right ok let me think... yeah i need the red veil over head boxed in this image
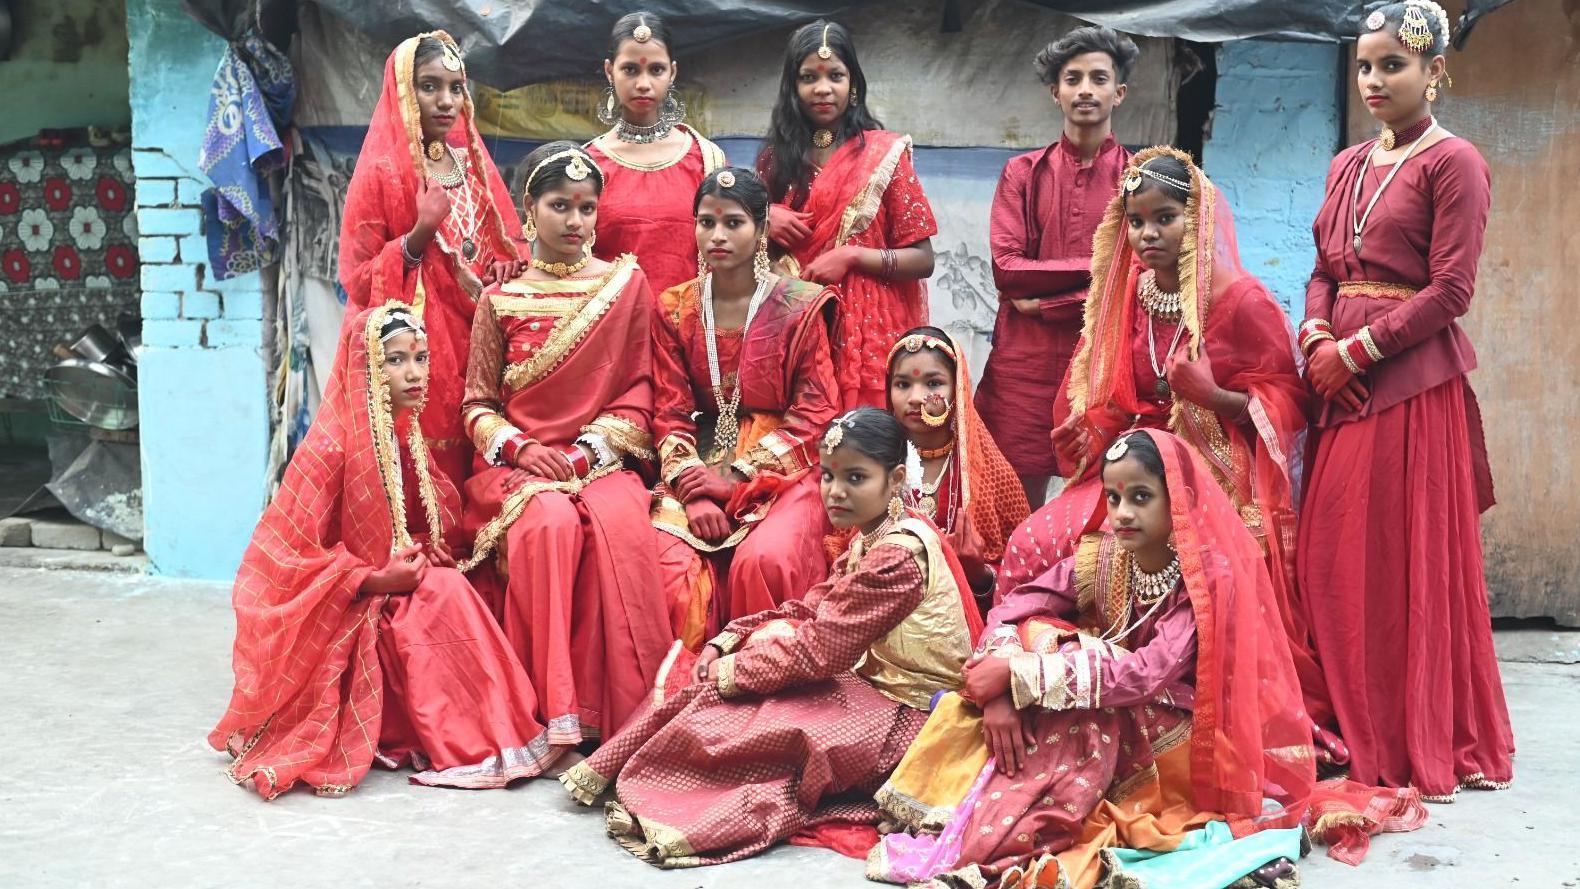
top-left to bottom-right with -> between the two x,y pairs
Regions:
208,303 -> 459,799
1134,428 -> 1316,830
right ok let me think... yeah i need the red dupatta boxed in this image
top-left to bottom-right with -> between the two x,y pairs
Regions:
209,303 -> 456,798
337,31 -> 522,480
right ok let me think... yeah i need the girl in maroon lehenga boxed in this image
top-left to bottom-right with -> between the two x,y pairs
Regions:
1296,1 -> 1513,800
561,409 -> 981,868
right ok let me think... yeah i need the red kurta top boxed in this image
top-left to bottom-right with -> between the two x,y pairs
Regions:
1305,136 -> 1489,427
976,136 -> 1131,476
587,127 -> 727,296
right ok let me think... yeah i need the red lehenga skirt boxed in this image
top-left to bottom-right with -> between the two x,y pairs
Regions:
1297,377 -> 1514,798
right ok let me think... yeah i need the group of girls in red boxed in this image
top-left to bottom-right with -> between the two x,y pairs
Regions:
210,3 -> 1511,887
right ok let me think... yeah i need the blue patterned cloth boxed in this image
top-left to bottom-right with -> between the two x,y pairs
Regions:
1102,822 -> 1304,889
198,30 -> 295,280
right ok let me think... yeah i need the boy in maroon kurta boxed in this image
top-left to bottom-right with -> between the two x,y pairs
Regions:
975,26 -> 1138,507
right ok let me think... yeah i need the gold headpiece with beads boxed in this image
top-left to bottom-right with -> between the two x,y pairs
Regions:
1123,163 -> 1192,195
440,40 -> 464,72
886,333 -> 956,365
633,15 -> 653,43
1397,3 -> 1436,52
817,23 -> 834,59
525,149 -> 602,192
716,170 -> 737,188
379,310 -> 427,343
822,411 -> 858,454
1106,436 -> 1131,461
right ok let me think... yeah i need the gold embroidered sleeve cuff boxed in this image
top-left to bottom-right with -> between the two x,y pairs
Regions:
660,433 -> 705,484
742,429 -> 808,476
575,432 -> 617,471
583,414 -> 655,461
729,459 -> 759,481
976,626 -> 1023,657
709,631 -> 742,655
1009,651 -> 1075,711
714,653 -> 740,698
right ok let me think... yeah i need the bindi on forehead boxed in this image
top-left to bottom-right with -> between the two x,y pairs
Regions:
639,56 -> 648,65
571,191 -> 584,202
816,63 -> 828,73
909,369 -> 921,377
831,460 -> 843,470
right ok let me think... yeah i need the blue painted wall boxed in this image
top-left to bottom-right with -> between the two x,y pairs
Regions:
127,0 -> 269,579
1204,40 -> 1343,321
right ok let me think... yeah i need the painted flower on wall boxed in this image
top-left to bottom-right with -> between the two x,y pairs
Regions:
85,274 -> 112,289
7,151 -> 45,184
17,209 -> 54,251
104,244 -> 138,279
43,177 -> 73,212
69,206 -> 107,250
2,249 -> 28,283
96,176 -> 128,213
121,212 -> 139,240
0,182 -> 21,215
34,277 -> 61,290
113,150 -> 133,177
60,148 -> 99,181
53,245 -> 82,280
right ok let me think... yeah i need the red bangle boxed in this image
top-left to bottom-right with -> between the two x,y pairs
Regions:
500,433 -> 534,466
562,446 -> 591,477
1343,336 -> 1376,372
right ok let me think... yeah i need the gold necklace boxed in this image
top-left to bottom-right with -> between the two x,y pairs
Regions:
917,454 -> 952,519
915,441 -> 953,460
1136,269 -> 1182,322
530,247 -> 592,278
812,129 -> 834,149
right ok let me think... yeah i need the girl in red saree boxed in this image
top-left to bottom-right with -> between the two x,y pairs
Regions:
756,20 -> 939,408
459,142 -> 673,745
885,326 -> 1030,599
1297,2 -> 1512,800
210,303 -> 565,799
586,12 -> 729,294
561,408 -> 981,867
995,148 -> 1335,744
651,167 -> 840,649
338,33 -> 522,486
870,431 -> 1423,889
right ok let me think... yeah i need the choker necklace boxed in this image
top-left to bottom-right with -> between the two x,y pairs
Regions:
812,129 -> 835,150
1129,554 -> 1181,605
530,248 -> 591,278
915,441 -> 954,460
615,116 -> 675,145
1136,269 -> 1182,322
1353,117 -> 1439,255
1379,115 -> 1434,151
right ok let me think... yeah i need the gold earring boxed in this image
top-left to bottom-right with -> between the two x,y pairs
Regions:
1426,81 -> 1439,103
887,493 -> 904,522
522,214 -> 538,242
753,235 -> 771,283
697,251 -> 709,280
849,88 -> 859,106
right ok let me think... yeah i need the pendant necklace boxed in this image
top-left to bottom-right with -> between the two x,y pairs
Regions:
432,147 -> 481,263
702,273 -> 773,463
1146,312 -> 1187,400
1352,118 -> 1438,255
917,454 -> 952,520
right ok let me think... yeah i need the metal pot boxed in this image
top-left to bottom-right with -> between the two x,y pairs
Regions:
68,324 -> 127,365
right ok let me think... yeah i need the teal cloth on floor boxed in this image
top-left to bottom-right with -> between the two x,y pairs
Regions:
1101,822 -> 1302,888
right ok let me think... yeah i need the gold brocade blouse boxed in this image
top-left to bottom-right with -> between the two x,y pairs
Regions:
855,518 -> 974,709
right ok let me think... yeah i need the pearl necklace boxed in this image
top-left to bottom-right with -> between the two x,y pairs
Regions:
702,272 -> 773,463
1130,554 -> 1181,605
1352,118 -> 1439,255
1136,269 -> 1182,322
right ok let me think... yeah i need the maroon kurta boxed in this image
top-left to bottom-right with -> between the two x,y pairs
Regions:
976,135 -> 1130,477
1298,135 -> 1513,798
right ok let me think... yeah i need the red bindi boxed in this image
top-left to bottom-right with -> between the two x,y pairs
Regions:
571,192 -> 583,202
638,56 -> 648,65
909,369 -> 921,377
831,461 -> 843,470
816,63 -> 827,73
1116,482 -> 1127,492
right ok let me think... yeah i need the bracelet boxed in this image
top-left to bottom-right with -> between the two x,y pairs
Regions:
1298,318 -> 1334,358
1356,326 -> 1385,363
500,433 -> 537,466
400,234 -> 423,268
879,248 -> 897,280
562,445 -> 591,478
1335,336 -> 1364,375
1300,330 -> 1335,358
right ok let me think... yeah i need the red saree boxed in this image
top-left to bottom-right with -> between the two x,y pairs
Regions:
761,130 -> 939,407
995,148 -> 1330,729
560,517 -> 977,868
586,126 -> 728,295
337,31 -> 522,486
1298,135 -> 1512,798
650,275 -> 840,648
209,303 -> 565,799
459,255 -> 674,742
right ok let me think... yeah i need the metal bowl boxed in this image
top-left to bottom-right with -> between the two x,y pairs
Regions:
69,324 -> 127,365
44,359 -> 139,430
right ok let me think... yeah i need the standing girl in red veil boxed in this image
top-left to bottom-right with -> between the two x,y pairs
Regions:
756,20 -> 939,409
1297,1 -> 1512,801
209,303 -> 567,800
650,167 -> 840,649
586,12 -> 729,295
338,32 -> 522,486
992,148 -> 1336,749
460,142 -> 673,747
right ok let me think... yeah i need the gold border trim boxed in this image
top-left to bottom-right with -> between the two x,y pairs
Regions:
500,255 -> 636,391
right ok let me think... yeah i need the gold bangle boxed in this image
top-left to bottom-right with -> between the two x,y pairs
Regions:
1336,337 -> 1363,375
1357,326 -> 1385,363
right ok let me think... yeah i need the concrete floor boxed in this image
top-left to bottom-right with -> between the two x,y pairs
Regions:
2,567 -> 1577,889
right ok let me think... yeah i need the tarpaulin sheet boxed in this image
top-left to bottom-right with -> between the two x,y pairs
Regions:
184,0 -> 1520,92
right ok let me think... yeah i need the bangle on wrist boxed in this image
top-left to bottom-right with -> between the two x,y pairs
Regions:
1335,336 -> 1364,375
501,433 -> 536,466
562,446 -> 591,478
400,234 -> 423,268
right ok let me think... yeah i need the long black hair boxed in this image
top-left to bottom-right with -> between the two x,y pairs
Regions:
693,167 -> 770,227
826,407 -> 907,471
757,19 -> 885,207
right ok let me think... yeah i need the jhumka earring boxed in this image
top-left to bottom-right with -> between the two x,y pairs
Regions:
752,235 -> 771,283
522,214 -> 538,242
1426,80 -> 1440,103
887,493 -> 905,522
425,140 -> 446,162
